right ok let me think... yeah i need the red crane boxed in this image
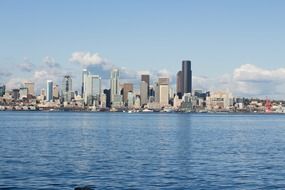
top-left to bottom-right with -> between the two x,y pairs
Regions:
265,97 -> 272,113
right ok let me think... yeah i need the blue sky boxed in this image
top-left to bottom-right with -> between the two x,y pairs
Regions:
0,0 -> 285,98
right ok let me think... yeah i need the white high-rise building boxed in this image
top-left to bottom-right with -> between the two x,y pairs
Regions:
81,69 -> 89,97
110,68 -> 120,102
46,80 -> 53,102
84,74 -> 101,105
158,78 -> 169,107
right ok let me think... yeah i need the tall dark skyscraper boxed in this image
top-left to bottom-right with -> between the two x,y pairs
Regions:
141,74 -> 150,96
182,60 -> 192,94
141,75 -> 150,85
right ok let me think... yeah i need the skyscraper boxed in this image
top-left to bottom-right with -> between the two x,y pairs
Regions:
19,87 -> 28,99
46,80 -> 53,102
81,69 -> 89,98
176,71 -> 183,97
53,85 -> 59,99
84,74 -> 101,105
140,81 -> 148,106
103,89 -> 111,108
24,82 -> 35,96
123,83 -> 133,104
62,75 -> 72,102
0,85 -> 5,97
158,78 -> 169,107
182,60 -> 192,94
141,74 -> 150,92
110,68 -> 120,102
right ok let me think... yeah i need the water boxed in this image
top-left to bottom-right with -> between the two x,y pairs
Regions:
1,112 -> 285,189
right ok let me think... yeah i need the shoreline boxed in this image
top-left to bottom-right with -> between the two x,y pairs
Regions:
0,109 -> 284,114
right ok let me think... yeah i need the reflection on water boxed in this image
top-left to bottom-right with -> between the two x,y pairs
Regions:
1,112 -> 285,189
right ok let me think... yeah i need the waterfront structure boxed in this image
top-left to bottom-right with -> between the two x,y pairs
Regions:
110,68 -> 120,103
176,71 -> 183,97
0,85 -> 5,97
62,75 -> 72,102
158,78 -> 169,107
206,91 -> 233,111
46,80 -> 53,102
134,96 -> 141,109
123,83 -> 133,104
173,95 -> 182,109
19,87 -> 28,99
140,81 -> 148,106
182,60 -> 192,94
112,94 -> 123,108
24,82 -> 35,96
53,85 -> 59,99
180,93 -> 194,112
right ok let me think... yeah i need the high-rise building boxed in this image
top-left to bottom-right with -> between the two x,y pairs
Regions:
158,78 -> 169,107
41,88 -> 46,97
81,69 -> 89,98
141,74 -> 150,93
12,89 -> 20,100
84,74 -> 101,105
140,81 -> 148,106
103,89 -> 111,108
100,93 -> 107,108
182,60 -> 192,94
154,82 -> 160,103
24,82 -> 35,96
46,80 -> 53,102
176,71 -> 183,97
127,92 -> 135,108
19,87 -> 28,99
123,83 -> 133,104
0,85 -> 5,97
62,75 -> 72,102
110,68 -> 120,102
53,85 -> 59,99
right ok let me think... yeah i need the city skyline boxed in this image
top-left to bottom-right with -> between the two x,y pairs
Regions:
0,1 -> 285,99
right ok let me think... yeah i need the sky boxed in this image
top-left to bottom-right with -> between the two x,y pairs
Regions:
0,0 -> 285,99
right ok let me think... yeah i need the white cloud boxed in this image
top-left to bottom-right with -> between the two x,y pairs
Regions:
43,56 -> 60,68
69,52 -> 111,68
18,58 -> 35,72
192,64 -> 285,99
231,64 -> 285,98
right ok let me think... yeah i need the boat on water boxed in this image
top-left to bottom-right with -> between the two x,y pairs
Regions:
142,109 -> 154,112
162,107 -> 174,113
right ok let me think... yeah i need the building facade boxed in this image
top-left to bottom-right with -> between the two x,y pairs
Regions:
46,80 -> 53,102
110,68 -> 120,103
182,60 -> 192,94
62,75 -> 72,102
